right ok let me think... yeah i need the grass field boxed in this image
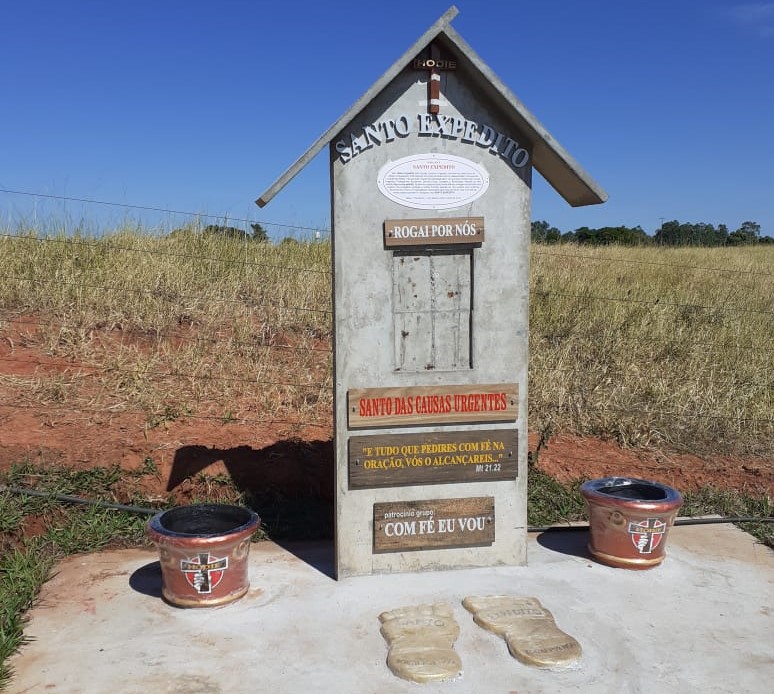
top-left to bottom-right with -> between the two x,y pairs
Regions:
0,227 -> 771,455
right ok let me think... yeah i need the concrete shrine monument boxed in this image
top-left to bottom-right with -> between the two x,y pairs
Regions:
257,6 -> 607,578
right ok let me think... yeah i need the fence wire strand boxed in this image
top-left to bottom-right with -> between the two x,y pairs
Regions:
531,249 -> 774,277
0,355 -> 767,392
0,400 -> 331,429
0,397 -> 768,426
0,355 -> 331,389
0,273 -> 332,315
0,274 -> 768,318
3,317 -> 770,355
0,232 -> 331,276
532,290 -> 773,316
0,187 -> 331,235
0,316 -> 333,353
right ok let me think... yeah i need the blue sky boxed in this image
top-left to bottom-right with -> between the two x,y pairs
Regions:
1,0 -> 772,238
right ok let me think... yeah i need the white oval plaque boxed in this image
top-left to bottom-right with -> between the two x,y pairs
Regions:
377,153 -> 490,210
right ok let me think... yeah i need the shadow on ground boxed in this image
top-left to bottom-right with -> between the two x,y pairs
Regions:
535,528 -> 592,560
129,560 -> 164,599
168,439 -> 335,543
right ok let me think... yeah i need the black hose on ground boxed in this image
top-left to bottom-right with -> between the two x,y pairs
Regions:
2,484 -> 772,530
1,484 -> 159,516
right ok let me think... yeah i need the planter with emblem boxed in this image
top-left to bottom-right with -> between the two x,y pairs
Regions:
580,477 -> 682,570
147,503 -> 260,607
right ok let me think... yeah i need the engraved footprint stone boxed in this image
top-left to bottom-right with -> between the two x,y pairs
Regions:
462,595 -> 581,668
379,603 -> 462,683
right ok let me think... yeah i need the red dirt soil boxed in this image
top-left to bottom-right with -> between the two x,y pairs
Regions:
1,334 -> 772,502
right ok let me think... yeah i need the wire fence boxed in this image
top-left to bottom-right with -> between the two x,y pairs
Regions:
0,187 -> 332,236
0,349 -> 768,392
3,227 -> 772,278
531,289 -> 773,316
1,187 -> 772,458
0,231 -> 332,275
0,278 -> 770,322
531,249 -> 774,277
0,397 -> 769,426
1,315 -> 772,355
0,400 -> 331,429
0,274 -> 332,315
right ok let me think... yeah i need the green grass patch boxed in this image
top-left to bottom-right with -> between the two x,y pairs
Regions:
526,466 -> 586,527
0,544 -> 56,688
0,463 -> 160,690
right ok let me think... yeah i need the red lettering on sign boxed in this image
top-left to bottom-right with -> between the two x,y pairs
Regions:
453,392 -> 508,413
393,396 -> 414,415
359,397 -> 393,417
356,390 -> 511,420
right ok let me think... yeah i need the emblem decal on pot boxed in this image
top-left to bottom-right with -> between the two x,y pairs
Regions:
628,518 -> 666,554
180,552 -> 229,594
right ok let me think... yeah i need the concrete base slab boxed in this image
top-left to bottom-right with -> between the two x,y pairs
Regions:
8,523 -> 773,693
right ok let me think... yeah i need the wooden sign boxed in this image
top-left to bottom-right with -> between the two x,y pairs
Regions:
373,497 -> 495,553
349,429 -> 517,489
384,216 -> 484,247
348,383 -> 518,429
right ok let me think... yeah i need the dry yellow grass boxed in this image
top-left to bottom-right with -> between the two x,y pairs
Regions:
0,228 -> 333,425
0,227 -> 771,454
530,244 -> 773,454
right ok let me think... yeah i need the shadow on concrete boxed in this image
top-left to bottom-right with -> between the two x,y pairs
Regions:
279,541 -> 336,580
129,560 -> 164,599
535,528 -> 592,560
167,438 -> 335,575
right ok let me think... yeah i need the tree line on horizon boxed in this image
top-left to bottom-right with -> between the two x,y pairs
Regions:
531,219 -> 772,246
176,220 -> 772,247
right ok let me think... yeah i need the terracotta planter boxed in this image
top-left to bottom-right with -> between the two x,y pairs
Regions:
580,477 -> 682,570
147,504 -> 260,607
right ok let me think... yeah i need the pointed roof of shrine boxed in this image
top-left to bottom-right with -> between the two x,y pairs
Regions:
256,6 -> 607,208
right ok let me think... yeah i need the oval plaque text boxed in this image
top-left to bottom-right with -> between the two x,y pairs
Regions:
377,153 -> 490,210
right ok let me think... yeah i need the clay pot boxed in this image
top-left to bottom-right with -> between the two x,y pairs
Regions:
147,504 -> 260,607
580,477 -> 682,570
